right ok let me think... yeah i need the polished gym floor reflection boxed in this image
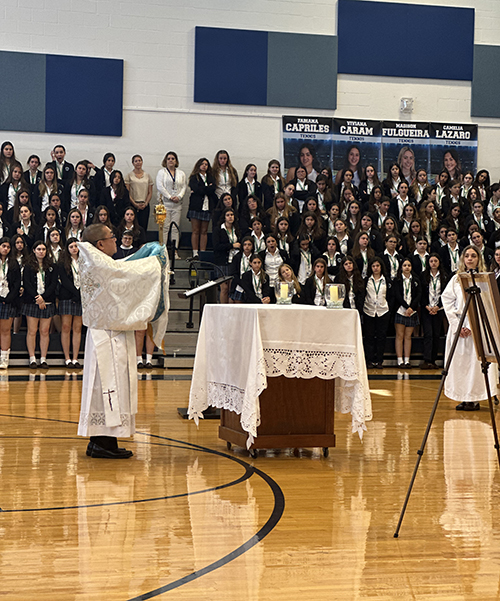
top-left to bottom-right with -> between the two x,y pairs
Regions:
1,369 -> 500,600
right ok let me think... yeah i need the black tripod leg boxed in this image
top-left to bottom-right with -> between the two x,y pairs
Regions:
394,292 -> 474,538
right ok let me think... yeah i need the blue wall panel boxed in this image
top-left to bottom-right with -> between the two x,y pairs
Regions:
194,27 -> 268,106
267,33 -> 337,110
0,51 -> 46,133
471,45 -> 500,118
338,0 -> 474,81
45,55 -> 123,136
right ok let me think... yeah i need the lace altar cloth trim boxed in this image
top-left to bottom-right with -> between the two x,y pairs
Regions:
80,412 -> 131,428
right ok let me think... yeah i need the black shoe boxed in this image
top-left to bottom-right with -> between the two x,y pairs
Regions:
145,362 -> 153,368
456,402 -> 467,410
463,402 -> 480,411
404,362 -> 412,369
29,361 -> 37,369
72,360 -> 82,368
40,361 -> 48,369
137,361 -> 144,369
86,441 -> 133,459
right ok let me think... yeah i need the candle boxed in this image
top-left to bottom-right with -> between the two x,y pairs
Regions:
330,285 -> 338,302
280,282 -> 288,299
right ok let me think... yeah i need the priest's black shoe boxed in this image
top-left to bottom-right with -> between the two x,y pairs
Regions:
86,441 -> 133,458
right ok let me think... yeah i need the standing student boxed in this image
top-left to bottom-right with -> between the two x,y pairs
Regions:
363,257 -> 393,368
441,245 -> 498,410
239,194 -> 268,236
22,240 -> 57,368
212,192 -> 236,231
292,166 -> 317,212
334,218 -> 353,256
187,157 -> 216,258
315,174 -> 333,215
212,150 -> 238,200
9,205 -> 36,249
352,231 -> 375,279
237,163 -> 262,211
212,207 -> 241,303
47,228 -> 63,263
273,216 -> 295,256
410,169 -> 430,204
411,237 -> 429,277
399,203 -> 418,236
302,257 -> 331,306
92,153 -> 116,197
334,256 -> 365,313
0,141 -> 17,184
101,170 -> 130,226
156,151 -> 186,258
419,200 -> 439,245
473,169 -> 490,202
390,180 -> 412,221
63,161 -> 96,211
125,154 -> 154,231
381,234 -> 404,280
439,228 -> 460,274
460,171 -> 474,201
394,258 -> 421,368
0,203 -> 8,239
470,230 -> 493,266
75,188 -> 94,228
249,216 -> 266,253
261,159 -> 285,209
435,169 -> 450,211
0,237 -> 21,369
267,193 -> 299,232
7,189 -> 33,226
323,236 -> 344,277
35,207 -> 62,244
58,238 -> 83,367
336,169 -> 359,202
420,253 -> 448,369
33,164 -> 63,216
229,236 -> 254,303
49,145 -> 74,184
117,207 -> 146,249
358,164 -> 380,207
0,162 -> 28,212
240,254 -> 274,303
296,210 -> 326,252
382,163 -> 405,200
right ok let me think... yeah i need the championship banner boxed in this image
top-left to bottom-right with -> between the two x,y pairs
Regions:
333,118 -> 382,184
430,122 -> 478,182
381,121 -> 431,183
282,116 -> 334,177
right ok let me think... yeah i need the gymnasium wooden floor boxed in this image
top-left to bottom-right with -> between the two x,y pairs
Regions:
1,367 -> 500,600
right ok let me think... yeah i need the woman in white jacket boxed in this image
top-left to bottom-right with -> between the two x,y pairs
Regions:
441,245 -> 498,411
156,152 -> 186,259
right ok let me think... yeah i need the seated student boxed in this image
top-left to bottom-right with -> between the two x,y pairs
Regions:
302,257 -> 332,306
0,236 -> 22,369
23,154 -> 42,198
239,194 -> 268,235
411,236 -> 430,277
273,216 -> 295,256
430,224 -> 449,254
249,216 -> 266,254
358,213 -> 383,254
315,174 -> 334,216
6,189 -> 32,225
465,200 -> 490,237
290,234 -> 320,284
334,256 -> 365,313
380,233 -> 404,281
363,257 -> 393,368
21,240 -> 58,368
333,218 -> 353,257
212,192 -> 236,231
439,228 -> 460,274
58,237 -> 83,367
420,253 -> 449,369
35,206 -> 62,244
394,258 -> 421,368
258,233 -> 288,287
0,161 -> 29,213
113,230 -> 137,260
323,236 -> 344,277
229,236 -> 254,303
470,229 -> 493,266
292,166 -> 317,213
9,205 -> 36,249
267,192 -> 299,233
48,193 -> 67,229
237,163 -> 262,211
296,210 -> 326,252
277,263 -> 304,304
240,253 -> 274,304
116,207 -> 146,249
261,159 -> 285,210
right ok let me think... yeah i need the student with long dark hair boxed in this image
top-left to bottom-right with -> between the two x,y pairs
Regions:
229,236 -> 254,303
334,256 -> 365,313
302,257 -> 331,306
382,163 -> 405,200
335,145 -> 364,187
0,141 -> 16,184
58,238 -> 83,367
101,170 -> 130,226
0,236 -> 21,369
22,240 -> 57,368
187,157 -> 217,257
63,161 -> 96,211
156,151 -> 186,257
213,150 -> 238,200
394,258 -> 421,368
213,207 -> 241,303
420,253 -> 449,369
322,236 -> 344,277
92,152 -> 116,196
237,163 -> 262,211
286,143 -> 321,183
0,161 -> 28,212
363,257 -> 393,368
261,159 -> 285,209
240,254 -> 274,303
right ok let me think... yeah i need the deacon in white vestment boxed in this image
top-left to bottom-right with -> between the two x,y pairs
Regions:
77,224 -> 169,458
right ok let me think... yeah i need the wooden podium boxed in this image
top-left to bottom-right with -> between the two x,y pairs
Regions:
218,376 -> 335,456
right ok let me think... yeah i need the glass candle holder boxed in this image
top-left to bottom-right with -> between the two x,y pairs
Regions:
325,283 -> 345,309
275,280 -> 294,304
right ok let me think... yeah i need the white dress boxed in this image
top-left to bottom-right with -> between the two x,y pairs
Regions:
77,242 -> 170,437
441,274 -> 498,402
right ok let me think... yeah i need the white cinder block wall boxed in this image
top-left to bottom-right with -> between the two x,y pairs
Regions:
0,0 -> 499,229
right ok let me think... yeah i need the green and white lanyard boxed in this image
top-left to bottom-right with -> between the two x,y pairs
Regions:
388,254 -> 398,277
241,254 -> 251,275
71,259 -> 81,289
449,246 -> 459,270
419,254 -> 427,270
314,275 -> 325,296
57,162 -> 64,180
273,177 -> 279,193
252,272 -> 262,295
301,250 -> 312,274
361,250 -> 368,277
371,276 -> 383,298
297,179 -> 306,191
404,277 -> 412,304
246,180 -> 255,195
279,238 -> 289,253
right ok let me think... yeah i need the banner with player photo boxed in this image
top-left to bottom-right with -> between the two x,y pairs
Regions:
381,121 -> 431,184
429,122 -> 478,182
282,116 -> 334,179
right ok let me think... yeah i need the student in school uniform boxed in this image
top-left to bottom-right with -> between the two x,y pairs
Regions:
334,256 -> 365,313
302,257 -> 332,306
420,253 -> 449,369
63,161 -> 96,212
64,208 -> 85,242
237,164 -> 262,212
6,189 -> 33,225
261,160 -> 285,210
352,231 -> 375,279
21,240 -> 58,368
75,188 -> 95,228
291,166 -> 317,213
358,213 -> 383,254
33,164 -> 64,218
315,174 -> 334,216
240,254 -> 275,304
229,236 -> 254,303
92,153 -> 116,197
0,162 -> 29,213
0,203 -> 8,240
333,219 -> 353,257
335,169 -> 359,202
465,200 -> 490,237
430,224 -> 449,254
47,228 -> 63,264
249,216 -> 267,254
23,155 -> 42,201
290,234 -> 320,284
382,163 -> 406,200
187,157 -> 216,259
258,233 -> 289,288
390,180 -> 413,222
0,236 -> 22,369
411,237 -> 430,277
273,216 -> 295,257
116,207 -> 146,249
473,169 -> 490,202
213,150 -> 238,202
470,230 -> 493,267
277,263 -> 305,304
296,210 -> 327,253
358,164 -> 380,208
49,145 -> 74,184
439,228 -> 460,274
48,193 -> 67,229
57,237 -> 83,368
35,206 -> 63,245
212,207 -> 241,304
322,236 -> 344,278
0,141 -> 17,185
380,234 -> 404,281
100,170 -> 130,226
267,192 -> 300,234
9,205 -> 37,249
363,257 -> 393,368
394,258 -> 421,368
239,194 -> 269,236
212,192 -> 236,233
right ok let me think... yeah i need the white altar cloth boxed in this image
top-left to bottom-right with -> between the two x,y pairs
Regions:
188,304 -> 372,447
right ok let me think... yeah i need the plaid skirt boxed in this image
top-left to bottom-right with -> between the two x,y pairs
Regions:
58,299 -> 83,316
230,289 -> 245,302
395,311 -> 420,327
0,302 -> 17,319
22,302 -> 56,319
187,209 -> 211,222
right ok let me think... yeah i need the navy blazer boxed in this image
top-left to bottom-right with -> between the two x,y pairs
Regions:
188,174 -> 217,213
393,276 -> 421,312
22,263 -> 58,304
0,260 -> 21,305
240,270 -> 275,304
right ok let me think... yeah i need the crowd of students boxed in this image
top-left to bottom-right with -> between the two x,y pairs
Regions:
1,139 -> 500,373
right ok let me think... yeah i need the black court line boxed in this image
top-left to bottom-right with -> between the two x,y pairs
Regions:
0,415 -> 286,599
2,373 -> 192,381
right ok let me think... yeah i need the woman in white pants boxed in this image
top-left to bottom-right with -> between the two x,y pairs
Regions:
156,152 -> 186,258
